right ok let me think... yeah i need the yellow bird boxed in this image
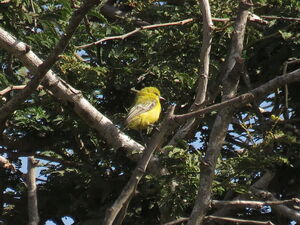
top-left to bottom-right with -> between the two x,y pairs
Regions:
126,87 -> 163,130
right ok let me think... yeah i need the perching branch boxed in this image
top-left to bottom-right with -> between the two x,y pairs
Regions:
0,24 -> 144,165
27,156 -> 39,225
76,18 -> 193,49
0,0 -> 103,122
102,106 -> 176,225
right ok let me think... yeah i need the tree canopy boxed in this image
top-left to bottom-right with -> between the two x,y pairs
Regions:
0,0 -> 300,225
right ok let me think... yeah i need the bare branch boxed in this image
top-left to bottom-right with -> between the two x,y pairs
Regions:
261,15 -> 300,22
251,188 -> 300,223
211,198 -> 300,208
193,0 -> 213,106
102,106 -> 176,225
174,68 -> 300,123
27,156 -> 39,225
187,1 -> 252,224
164,215 -> 275,225
163,217 -> 189,225
76,18 -> 193,49
0,0 -> 11,3
0,26 -> 144,165
205,216 -> 274,225
0,0 -> 103,122
168,0 -> 213,145
205,171 -> 276,225
0,85 -> 43,96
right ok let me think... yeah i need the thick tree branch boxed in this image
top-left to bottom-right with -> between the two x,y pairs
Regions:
76,18 -> 193,49
27,156 -> 39,225
187,1 -> 252,224
0,27 -> 144,160
0,0 -> 103,122
102,106 -> 176,225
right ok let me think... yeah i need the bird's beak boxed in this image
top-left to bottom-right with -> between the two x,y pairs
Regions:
160,96 -> 166,101
130,88 -> 139,93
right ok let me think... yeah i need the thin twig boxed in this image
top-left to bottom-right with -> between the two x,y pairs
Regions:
76,18 -> 193,49
0,85 -> 43,96
282,59 -> 300,119
163,217 -> 189,225
261,15 -> 300,22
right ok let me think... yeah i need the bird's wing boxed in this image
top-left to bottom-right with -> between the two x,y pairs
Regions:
126,100 -> 156,123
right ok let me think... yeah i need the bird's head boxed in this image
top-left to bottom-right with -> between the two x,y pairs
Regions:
139,87 -> 165,100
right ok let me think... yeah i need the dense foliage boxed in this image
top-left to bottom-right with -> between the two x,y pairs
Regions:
0,0 -> 300,224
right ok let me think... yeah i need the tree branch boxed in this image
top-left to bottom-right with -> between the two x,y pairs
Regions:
164,215 -> 275,225
27,156 -> 39,225
251,188 -> 300,223
102,106 -> 176,225
187,1 -> 252,224
76,18 -> 193,49
261,15 -> 300,22
0,85 -> 43,96
0,0 -> 103,122
205,215 -> 274,225
163,217 -> 189,225
168,0 -> 213,145
0,23 -> 144,162
211,198 -> 300,208
205,171 -> 276,225
173,68 -> 300,123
